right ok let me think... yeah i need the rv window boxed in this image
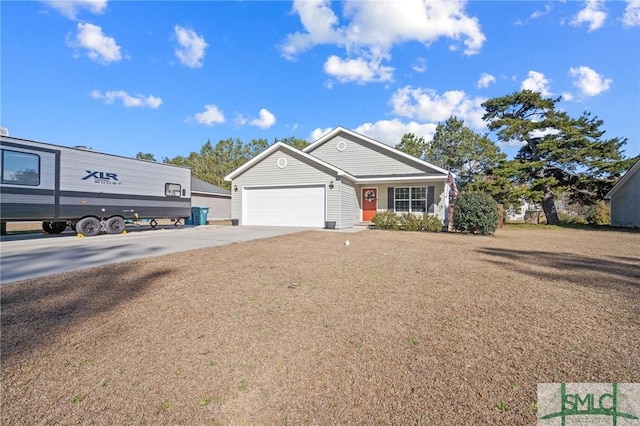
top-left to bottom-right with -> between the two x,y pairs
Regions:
1,150 -> 40,186
165,183 -> 182,197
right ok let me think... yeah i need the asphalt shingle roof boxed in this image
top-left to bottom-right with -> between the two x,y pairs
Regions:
192,177 -> 230,196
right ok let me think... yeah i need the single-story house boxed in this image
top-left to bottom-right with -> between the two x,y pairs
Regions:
605,159 -> 640,227
191,177 -> 231,220
224,126 -> 451,229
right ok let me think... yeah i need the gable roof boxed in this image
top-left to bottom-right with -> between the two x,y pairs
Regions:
192,177 -> 230,196
224,142 -> 357,182
605,158 -> 640,199
303,126 -> 449,176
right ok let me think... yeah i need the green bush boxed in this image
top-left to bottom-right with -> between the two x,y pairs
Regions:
398,212 -> 422,231
371,210 -> 399,230
421,214 -> 443,232
558,211 -> 587,224
585,200 -> 610,225
453,192 -> 499,235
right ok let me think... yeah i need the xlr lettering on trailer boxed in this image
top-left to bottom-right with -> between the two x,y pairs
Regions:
82,170 -> 122,185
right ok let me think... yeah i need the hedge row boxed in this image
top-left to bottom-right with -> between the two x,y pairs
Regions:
371,211 -> 443,232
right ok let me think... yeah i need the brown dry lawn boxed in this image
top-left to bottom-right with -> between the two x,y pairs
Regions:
1,226 -> 639,425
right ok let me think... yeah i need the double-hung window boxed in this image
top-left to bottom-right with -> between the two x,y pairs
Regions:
394,186 -> 427,213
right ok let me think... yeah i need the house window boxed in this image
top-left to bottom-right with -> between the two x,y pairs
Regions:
165,183 -> 182,197
394,186 -> 426,213
1,150 -> 40,186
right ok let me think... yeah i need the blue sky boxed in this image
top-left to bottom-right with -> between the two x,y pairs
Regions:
2,0 -> 639,162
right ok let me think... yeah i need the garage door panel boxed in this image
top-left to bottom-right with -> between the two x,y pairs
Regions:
243,186 -> 325,227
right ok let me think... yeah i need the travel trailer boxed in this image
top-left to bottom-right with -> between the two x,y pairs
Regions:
0,135 -> 191,236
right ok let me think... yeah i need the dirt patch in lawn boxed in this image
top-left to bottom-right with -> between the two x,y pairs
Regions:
2,227 -> 639,425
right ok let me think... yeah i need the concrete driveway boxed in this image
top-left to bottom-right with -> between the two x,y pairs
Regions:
0,225 -> 311,285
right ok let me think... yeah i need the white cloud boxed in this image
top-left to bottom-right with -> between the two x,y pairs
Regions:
280,0 -> 342,60
324,55 -> 393,84
91,90 -> 162,108
354,120 -> 438,147
571,0 -> 607,32
281,0 -> 485,84
191,105 -> 225,126
390,86 -> 487,129
569,66 -> 612,96
521,71 -> 552,96
412,57 -> 427,73
562,92 -> 575,101
309,126 -> 335,142
623,0 -> 640,26
531,2 -> 554,20
174,25 -> 208,68
250,109 -> 277,129
234,114 -> 249,126
308,120 -> 438,147
477,73 -> 496,88
70,23 -> 122,64
41,0 -> 107,20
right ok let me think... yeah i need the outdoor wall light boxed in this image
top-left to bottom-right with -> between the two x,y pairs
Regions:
233,184 -> 238,192
328,181 -> 334,189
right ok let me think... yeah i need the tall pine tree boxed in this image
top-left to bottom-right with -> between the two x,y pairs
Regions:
482,90 -> 634,224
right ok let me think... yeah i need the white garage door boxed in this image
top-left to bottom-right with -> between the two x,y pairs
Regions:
243,186 -> 325,227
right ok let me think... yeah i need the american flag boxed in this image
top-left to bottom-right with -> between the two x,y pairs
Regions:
448,172 -> 458,198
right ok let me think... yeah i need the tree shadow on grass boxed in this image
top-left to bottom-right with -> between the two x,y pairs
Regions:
1,263 -> 173,363
477,247 -> 640,294
557,223 -> 640,233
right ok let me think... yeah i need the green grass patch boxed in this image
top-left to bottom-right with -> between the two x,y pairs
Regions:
156,401 -> 172,414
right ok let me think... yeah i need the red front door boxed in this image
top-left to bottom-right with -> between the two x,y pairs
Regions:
362,188 -> 377,222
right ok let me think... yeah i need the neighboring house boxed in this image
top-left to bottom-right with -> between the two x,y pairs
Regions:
191,177 -> 231,220
506,199 -> 542,222
605,159 -> 640,228
224,126 -> 451,229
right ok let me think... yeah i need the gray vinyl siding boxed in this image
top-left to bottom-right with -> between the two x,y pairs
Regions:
191,194 -> 231,220
230,148 -> 337,224
339,179 -> 358,228
610,169 -> 640,227
433,181 -> 448,223
309,134 -> 431,176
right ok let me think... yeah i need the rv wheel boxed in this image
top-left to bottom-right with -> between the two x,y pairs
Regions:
105,216 -> 126,234
76,217 -> 102,236
42,221 -> 67,234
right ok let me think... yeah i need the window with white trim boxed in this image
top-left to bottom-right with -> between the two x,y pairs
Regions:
394,186 -> 426,213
